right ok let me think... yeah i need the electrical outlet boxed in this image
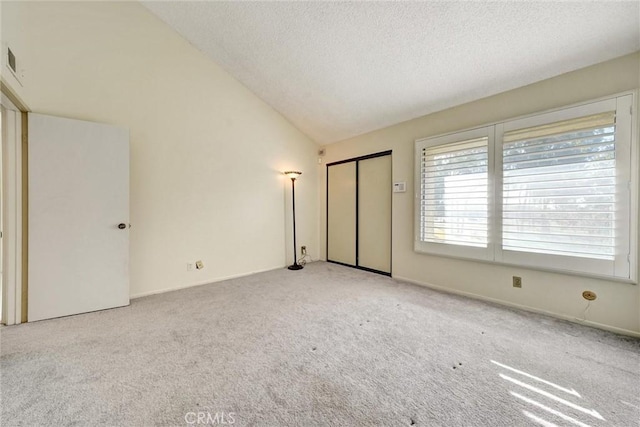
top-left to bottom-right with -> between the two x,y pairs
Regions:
301,246 -> 307,255
512,276 -> 522,288
582,291 -> 597,301
195,260 -> 204,270
187,263 -> 194,271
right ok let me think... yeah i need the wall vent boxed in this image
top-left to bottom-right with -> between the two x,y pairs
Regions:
7,47 -> 16,73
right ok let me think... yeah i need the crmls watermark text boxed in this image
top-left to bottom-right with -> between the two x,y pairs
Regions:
184,411 -> 235,425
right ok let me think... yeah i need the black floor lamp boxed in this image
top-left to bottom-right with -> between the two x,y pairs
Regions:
284,171 -> 303,270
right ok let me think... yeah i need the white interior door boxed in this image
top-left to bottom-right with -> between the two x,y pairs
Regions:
327,162 -> 356,265
358,155 -> 391,273
28,113 -> 129,322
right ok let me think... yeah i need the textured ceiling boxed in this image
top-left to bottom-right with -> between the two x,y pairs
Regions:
142,1 -> 640,144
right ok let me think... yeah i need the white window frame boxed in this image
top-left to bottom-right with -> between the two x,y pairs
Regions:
414,126 -> 495,262
414,92 -> 638,283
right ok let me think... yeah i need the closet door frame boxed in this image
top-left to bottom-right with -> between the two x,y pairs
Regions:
326,150 -> 392,276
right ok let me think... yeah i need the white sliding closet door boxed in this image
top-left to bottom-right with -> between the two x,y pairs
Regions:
358,155 -> 391,273
327,162 -> 356,265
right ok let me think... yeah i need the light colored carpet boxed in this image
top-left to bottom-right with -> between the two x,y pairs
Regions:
1,261 -> 639,427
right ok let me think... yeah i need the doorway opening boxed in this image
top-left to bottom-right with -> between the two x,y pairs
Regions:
0,91 -> 24,325
1,103 -> 3,321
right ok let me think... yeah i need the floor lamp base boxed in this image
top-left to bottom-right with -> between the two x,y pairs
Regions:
288,264 -> 304,271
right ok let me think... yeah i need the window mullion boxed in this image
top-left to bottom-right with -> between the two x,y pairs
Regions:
492,124 -> 503,263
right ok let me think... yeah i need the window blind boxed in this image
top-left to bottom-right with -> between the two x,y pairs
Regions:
420,137 -> 489,247
502,112 -> 617,260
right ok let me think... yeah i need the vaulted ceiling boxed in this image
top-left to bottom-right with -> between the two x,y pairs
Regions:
142,1 -> 640,144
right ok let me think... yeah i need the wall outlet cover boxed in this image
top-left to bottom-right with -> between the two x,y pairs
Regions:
195,260 -> 204,270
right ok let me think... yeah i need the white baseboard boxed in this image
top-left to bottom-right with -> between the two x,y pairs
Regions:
130,265 -> 285,299
394,275 -> 640,338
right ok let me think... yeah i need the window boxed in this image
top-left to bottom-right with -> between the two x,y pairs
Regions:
416,127 -> 494,261
415,94 -> 636,281
420,137 -> 489,247
501,112 -> 616,259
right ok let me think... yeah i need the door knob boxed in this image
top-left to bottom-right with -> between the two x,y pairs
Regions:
118,223 -> 127,230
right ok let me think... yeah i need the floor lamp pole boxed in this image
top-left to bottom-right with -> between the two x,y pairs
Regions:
287,174 -> 303,270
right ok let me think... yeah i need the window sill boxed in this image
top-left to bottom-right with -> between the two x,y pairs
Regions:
413,246 -> 638,285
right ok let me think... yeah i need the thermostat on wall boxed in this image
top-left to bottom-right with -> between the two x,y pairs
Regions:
393,182 -> 406,193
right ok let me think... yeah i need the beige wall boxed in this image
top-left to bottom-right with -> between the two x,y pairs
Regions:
321,53 -> 640,334
1,1 -> 319,297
